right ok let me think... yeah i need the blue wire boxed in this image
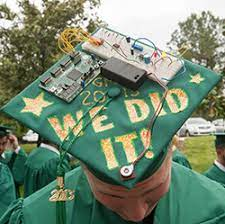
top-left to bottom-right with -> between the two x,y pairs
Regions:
133,37 -> 158,52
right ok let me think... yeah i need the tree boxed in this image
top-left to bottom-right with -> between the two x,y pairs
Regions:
0,0 -> 101,134
0,0 -> 101,105
168,11 -> 225,120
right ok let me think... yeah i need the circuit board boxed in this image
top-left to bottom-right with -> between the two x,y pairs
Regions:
39,51 -> 104,103
82,28 -> 183,85
39,27 -> 183,103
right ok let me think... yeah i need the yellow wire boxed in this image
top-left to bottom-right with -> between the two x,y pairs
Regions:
58,27 -> 103,54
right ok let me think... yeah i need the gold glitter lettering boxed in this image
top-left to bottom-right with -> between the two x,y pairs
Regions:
166,88 -> 188,113
89,106 -> 114,133
101,138 -> 118,169
125,99 -> 150,123
93,90 -> 106,104
81,91 -> 92,106
48,111 -> 84,141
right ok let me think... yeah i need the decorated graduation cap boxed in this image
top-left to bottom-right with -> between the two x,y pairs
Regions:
0,125 -> 12,138
1,27 -> 222,191
215,133 -> 225,148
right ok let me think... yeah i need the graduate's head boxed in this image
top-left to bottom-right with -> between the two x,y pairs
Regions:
0,125 -> 12,155
37,136 -> 58,149
82,146 -> 173,222
215,133 -> 225,164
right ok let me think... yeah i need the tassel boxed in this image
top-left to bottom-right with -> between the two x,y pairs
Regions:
49,153 -> 74,224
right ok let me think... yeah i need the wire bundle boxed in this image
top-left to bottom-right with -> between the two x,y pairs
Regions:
58,28 -> 103,54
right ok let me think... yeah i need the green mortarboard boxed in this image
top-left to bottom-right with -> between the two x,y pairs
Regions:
1,27 -> 222,189
0,125 -> 12,137
215,133 -> 225,148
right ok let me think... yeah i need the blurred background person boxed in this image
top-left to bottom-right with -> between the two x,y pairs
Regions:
204,133 -> 225,185
0,162 -> 16,217
0,125 -> 27,197
24,136 -> 72,197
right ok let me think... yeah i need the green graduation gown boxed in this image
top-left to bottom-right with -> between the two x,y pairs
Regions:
24,146 -> 72,197
204,164 -> 225,185
1,162 -> 225,224
172,149 -> 192,169
0,149 -> 27,196
0,162 -> 16,218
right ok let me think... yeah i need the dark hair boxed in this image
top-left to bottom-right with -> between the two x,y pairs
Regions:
37,136 -> 54,147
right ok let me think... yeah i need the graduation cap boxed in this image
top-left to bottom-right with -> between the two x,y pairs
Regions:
0,125 -> 12,138
215,133 -> 225,148
0,33 -> 222,190
1,61 -> 222,188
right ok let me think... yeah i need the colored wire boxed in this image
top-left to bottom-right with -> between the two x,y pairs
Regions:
103,39 -> 140,64
133,73 -> 168,165
161,59 -> 187,82
154,56 -> 173,66
111,43 -> 128,58
58,27 -> 103,54
133,38 -> 157,51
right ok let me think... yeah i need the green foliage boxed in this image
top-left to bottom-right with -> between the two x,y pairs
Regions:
184,136 -> 216,173
21,143 -> 37,154
0,0 -> 101,132
168,11 -> 225,120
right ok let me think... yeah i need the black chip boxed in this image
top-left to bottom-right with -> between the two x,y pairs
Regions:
67,69 -> 83,81
69,52 -> 81,65
51,67 -> 62,77
101,57 -> 147,90
40,76 -> 52,86
60,58 -> 72,68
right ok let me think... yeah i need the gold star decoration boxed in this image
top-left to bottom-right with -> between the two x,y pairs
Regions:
21,92 -> 53,116
189,73 -> 205,84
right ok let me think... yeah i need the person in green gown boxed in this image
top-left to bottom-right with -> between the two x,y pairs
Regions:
0,162 -> 16,218
204,133 -> 225,185
24,137 -> 72,197
0,125 -> 27,197
1,27 -> 225,224
1,136 -> 225,224
172,135 -> 192,169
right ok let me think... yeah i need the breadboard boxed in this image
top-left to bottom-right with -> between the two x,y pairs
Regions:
82,28 -> 183,85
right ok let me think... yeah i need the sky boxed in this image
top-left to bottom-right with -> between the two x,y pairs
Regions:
97,0 -> 225,49
1,0 -> 225,49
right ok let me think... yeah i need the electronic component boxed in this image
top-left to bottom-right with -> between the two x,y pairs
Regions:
130,47 -> 134,55
67,69 -> 83,81
70,52 -> 81,65
126,36 -> 131,43
60,58 -> 72,69
113,43 -> 120,49
143,54 -> 151,64
40,76 -> 52,86
131,43 -> 143,52
51,67 -> 62,77
101,57 -> 147,90
39,52 -> 101,103
81,80 -> 85,88
82,28 -> 183,85
139,54 -> 144,61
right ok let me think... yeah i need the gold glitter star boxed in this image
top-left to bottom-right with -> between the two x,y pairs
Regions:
21,92 -> 53,116
189,73 -> 205,84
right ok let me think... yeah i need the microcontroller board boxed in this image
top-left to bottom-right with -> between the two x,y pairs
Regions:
39,51 -> 104,103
